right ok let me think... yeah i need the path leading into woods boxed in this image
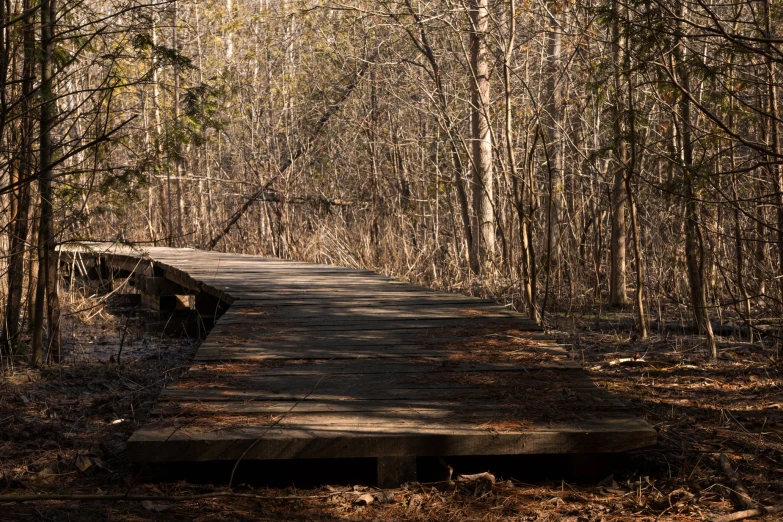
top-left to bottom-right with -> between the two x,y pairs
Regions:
67,245 -> 656,485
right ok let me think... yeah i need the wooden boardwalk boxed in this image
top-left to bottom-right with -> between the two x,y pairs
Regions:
68,245 -> 656,485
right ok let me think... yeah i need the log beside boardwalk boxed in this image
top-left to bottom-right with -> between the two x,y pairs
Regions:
65,244 -> 656,486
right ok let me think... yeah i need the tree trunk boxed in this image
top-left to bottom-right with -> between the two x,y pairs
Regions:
38,0 -> 61,364
610,167 -> 628,306
609,2 -> 628,307
469,0 -> 494,272
2,0 -> 35,357
675,7 -> 715,359
173,0 -> 184,245
762,0 -> 783,310
543,10 -> 563,280
503,0 -> 539,322
621,1 -> 645,336
626,174 -> 647,338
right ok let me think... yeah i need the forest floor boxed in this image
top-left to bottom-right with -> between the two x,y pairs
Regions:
0,291 -> 781,521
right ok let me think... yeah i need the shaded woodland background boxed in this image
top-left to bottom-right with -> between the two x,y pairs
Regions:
1,0 -> 783,364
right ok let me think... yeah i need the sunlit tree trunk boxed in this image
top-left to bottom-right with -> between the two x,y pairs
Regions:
469,0 -> 494,272
609,1 -> 628,307
543,8 -> 563,292
173,0 -> 184,245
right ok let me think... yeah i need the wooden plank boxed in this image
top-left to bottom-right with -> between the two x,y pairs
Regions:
224,308 -> 521,320
193,351 -> 568,362
199,331 -> 560,342
183,359 -> 581,375
210,319 -> 542,333
158,385 -> 611,403
162,268 -> 383,276
228,297 -> 497,307
194,339 -> 566,353
227,298 -> 498,308
151,397 -> 617,415
126,417 -> 657,461
158,378 -> 616,403
151,397 -> 630,417
188,279 -> 406,287
193,349 -> 568,361
139,409 -> 642,432
162,370 -> 599,391
194,338 -> 565,353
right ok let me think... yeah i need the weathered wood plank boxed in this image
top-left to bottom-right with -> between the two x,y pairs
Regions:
183,360 -> 581,375
127,416 -> 657,461
193,351 -> 568,362
228,297 -> 497,308
151,397 -> 619,415
208,320 -> 543,334
227,307 -> 524,318
158,380 -> 616,403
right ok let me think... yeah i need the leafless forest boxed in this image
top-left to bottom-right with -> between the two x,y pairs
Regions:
0,0 -> 782,520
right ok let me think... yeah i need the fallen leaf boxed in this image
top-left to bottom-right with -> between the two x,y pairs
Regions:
75,455 -> 92,472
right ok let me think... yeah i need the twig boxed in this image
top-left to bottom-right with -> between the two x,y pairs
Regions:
712,503 -> 783,522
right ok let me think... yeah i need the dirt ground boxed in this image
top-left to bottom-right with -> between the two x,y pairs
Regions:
0,293 -> 781,521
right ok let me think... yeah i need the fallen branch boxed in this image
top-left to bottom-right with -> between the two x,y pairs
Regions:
712,503 -> 783,522
0,490 -> 346,504
719,453 -> 756,510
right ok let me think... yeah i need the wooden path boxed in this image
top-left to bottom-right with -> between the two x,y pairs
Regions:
67,245 -> 656,485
